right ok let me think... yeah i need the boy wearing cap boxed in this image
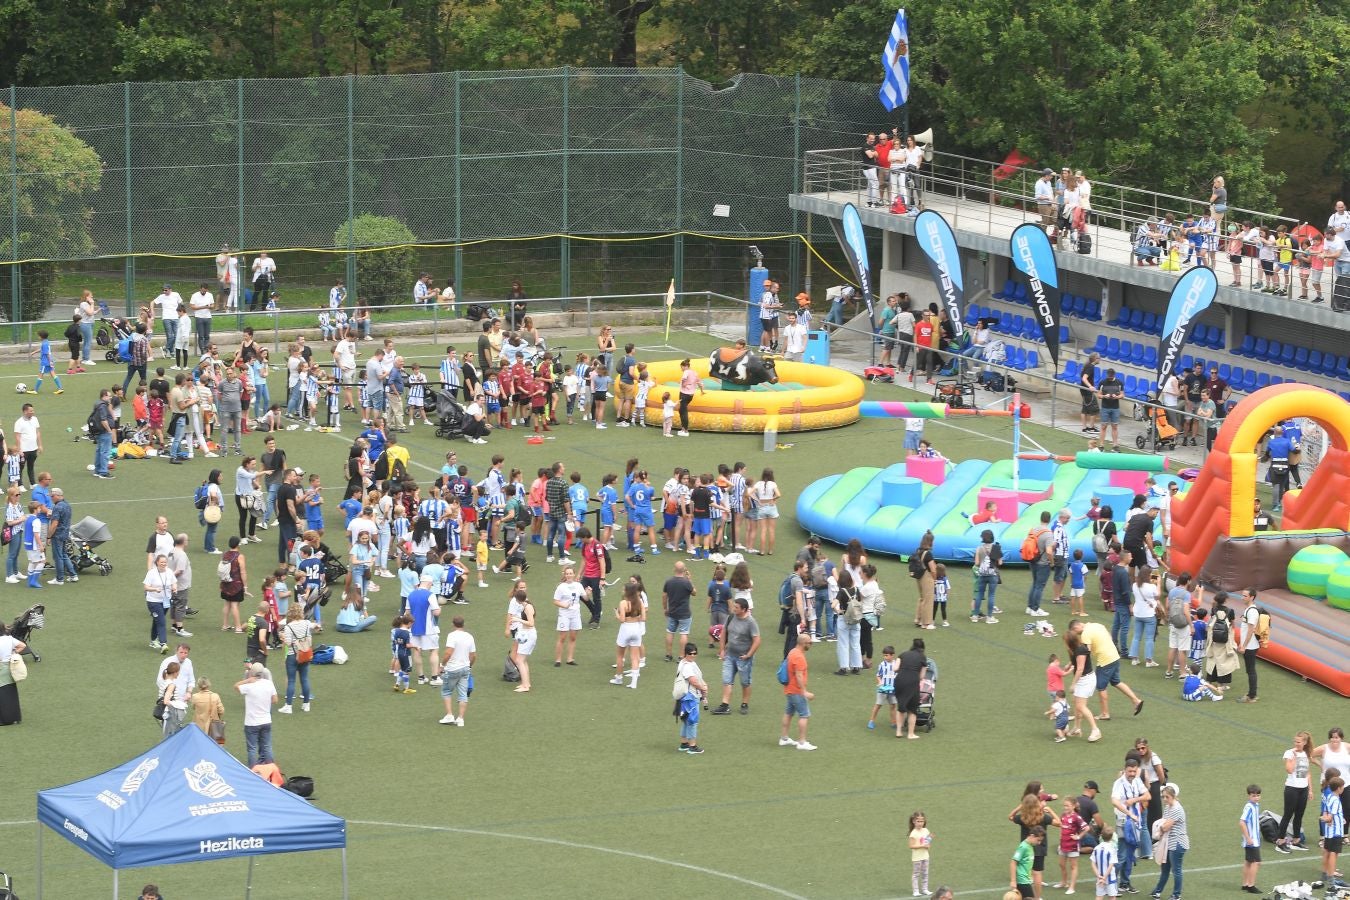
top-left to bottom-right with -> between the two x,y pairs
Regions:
235,662 -> 277,767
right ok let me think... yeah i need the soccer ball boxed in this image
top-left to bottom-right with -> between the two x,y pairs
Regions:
14,383 -> 26,394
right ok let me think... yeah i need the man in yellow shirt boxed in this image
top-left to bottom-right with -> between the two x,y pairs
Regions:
1070,619 -> 1144,720
383,434 -> 410,480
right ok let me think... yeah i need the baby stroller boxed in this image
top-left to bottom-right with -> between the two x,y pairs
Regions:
9,604 -> 45,662
433,389 -> 467,440
914,658 -> 937,732
96,317 -> 134,362
1135,393 -> 1179,452
66,516 -> 114,575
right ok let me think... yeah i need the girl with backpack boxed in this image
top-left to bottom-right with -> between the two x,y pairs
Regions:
219,535 -> 248,634
831,569 -> 864,674
1202,591 -> 1240,693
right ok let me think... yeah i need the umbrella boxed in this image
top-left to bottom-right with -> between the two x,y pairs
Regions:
69,516 -> 113,545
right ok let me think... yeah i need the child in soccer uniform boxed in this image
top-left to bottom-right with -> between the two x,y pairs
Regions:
1045,689 -> 1070,742
1322,776 -> 1345,898
304,369 -> 322,428
483,370 -> 502,421
1181,662 -> 1222,701
325,371 -> 341,429
597,474 -> 618,548
529,373 -> 549,432
28,329 -> 62,394
868,645 -> 899,733
407,363 -> 428,424
917,439 -> 940,459
631,363 -> 653,427
303,474 -> 324,537
662,392 -> 675,437
391,614 -> 415,693
333,309 -> 349,339
496,364 -> 515,427
475,532 -> 490,589
932,563 -> 951,626
709,475 -> 727,550
1240,787 -> 1262,893
439,348 -> 462,400
1188,609 -> 1208,665
1092,826 -> 1119,898
5,449 -> 22,491
148,389 -> 166,447
1069,549 -> 1089,616
318,310 -> 333,340
296,545 -> 325,625
573,353 -> 592,421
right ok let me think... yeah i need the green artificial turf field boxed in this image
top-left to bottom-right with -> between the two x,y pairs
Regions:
0,328 -> 1342,899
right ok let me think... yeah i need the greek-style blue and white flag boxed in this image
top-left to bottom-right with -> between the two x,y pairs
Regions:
879,9 -> 911,112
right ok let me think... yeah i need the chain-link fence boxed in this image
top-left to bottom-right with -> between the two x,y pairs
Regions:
3,68 -> 881,320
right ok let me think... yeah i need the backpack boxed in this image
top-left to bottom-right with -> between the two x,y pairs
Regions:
116,337 -> 134,363
1168,595 -> 1189,630
908,553 -> 927,578
194,483 -> 211,510
1210,610 -> 1230,644
776,657 -> 790,685
778,575 -> 797,611
841,588 -> 864,625
810,561 -> 827,589
502,652 -> 521,682
976,544 -> 997,576
1091,520 -> 1109,555
1020,527 -> 1048,562
217,554 -> 236,583
1254,609 -> 1272,649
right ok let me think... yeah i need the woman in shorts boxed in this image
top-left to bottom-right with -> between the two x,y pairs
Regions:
590,363 -> 611,429
509,586 -> 535,693
1066,629 -> 1100,742
611,582 -> 645,688
752,468 -> 780,556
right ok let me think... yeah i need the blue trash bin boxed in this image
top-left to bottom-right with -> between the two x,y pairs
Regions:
803,330 -> 830,366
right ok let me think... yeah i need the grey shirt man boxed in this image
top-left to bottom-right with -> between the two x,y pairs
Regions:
724,612 -> 760,658
217,375 -> 244,414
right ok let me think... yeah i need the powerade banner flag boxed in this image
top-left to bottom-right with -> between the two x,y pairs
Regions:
914,210 -> 965,339
1156,265 -> 1219,386
1009,223 -> 1062,368
832,203 -> 875,322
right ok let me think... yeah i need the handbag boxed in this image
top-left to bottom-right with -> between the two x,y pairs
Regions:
9,654 -> 27,682
208,719 -> 226,744
290,624 -> 314,664
152,699 -> 166,722
1,524 -> 11,545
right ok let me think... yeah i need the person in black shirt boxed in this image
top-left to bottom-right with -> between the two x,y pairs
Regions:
1182,362 -> 1205,444
689,476 -> 713,560
860,133 -> 880,207
1097,368 -> 1124,451
662,561 -> 694,661
1079,354 -> 1100,432
259,436 -> 287,529
275,468 -> 301,564
1121,506 -> 1159,577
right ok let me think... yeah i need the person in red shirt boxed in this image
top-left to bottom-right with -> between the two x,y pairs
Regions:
509,360 -> 530,426
577,526 -> 607,627
913,312 -> 936,379
876,130 -> 896,206
779,632 -> 817,751
496,364 -> 515,428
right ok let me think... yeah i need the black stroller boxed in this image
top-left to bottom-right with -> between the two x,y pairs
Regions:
96,317 -> 134,362
9,604 -> 45,662
433,389 -> 467,440
67,516 -> 114,576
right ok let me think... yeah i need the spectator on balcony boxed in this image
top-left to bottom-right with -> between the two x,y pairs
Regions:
1208,177 -> 1228,230
1196,211 -> 1218,268
1054,168 -> 1070,235
901,134 -> 924,208
1326,220 -> 1350,290
1224,224 -> 1247,288
1206,366 -> 1232,422
1079,353 -> 1100,434
1060,174 -> 1081,251
860,134 -> 880,208
1182,362 -> 1206,446
1133,218 -> 1163,266
1256,226 -> 1279,293
1074,170 -> 1092,237
1301,234 -> 1326,303
1036,169 -> 1056,232
1275,224 -> 1295,296
876,130 -> 896,206
1327,200 -> 1350,246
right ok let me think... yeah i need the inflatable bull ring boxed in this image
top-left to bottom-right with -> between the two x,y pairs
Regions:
629,354 -> 865,433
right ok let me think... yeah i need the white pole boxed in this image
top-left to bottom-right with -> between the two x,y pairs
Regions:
341,847 -> 349,900
36,820 -> 43,899
246,855 -> 255,898
113,869 -> 118,899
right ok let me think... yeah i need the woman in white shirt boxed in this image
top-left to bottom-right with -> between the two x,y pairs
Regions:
1127,567 -> 1160,667
0,621 -> 28,725
235,457 -> 261,545
5,486 -> 26,583
1275,730 -> 1315,850
752,469 -> 781,556
144,553 -> 176,651
857,563 -> 884,669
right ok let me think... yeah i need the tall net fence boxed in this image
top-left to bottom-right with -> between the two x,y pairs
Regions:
3,69 -> 878,315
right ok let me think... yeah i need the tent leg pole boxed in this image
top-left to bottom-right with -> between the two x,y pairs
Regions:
113,869 -> 118,899
342,847 -> 349,900
246,855 -> 254,899
36,820 -> 43,899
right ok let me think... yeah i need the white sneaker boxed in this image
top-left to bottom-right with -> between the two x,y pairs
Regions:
778,736 -> 798,747
610,676 -> 624,685
439,714 -> 456,724
1025,607 -> 1038,615
429,678 -> 443,686
47,578 -> 65,585
278,705 -> 293,714
795,741 -> 818,751
986,617 -> 1000,624
546,556 -> 554,563
595,423 -> 607,429
477,581 -> 488,588
301,702 -> 311,712
5,575 -> 19,584
677,430 -> 690,437
454,717 -> 464,726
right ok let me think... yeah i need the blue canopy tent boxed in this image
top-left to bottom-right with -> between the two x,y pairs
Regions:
35,726 -> 347,898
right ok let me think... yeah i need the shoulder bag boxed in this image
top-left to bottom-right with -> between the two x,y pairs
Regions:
290,623 -> 315,664
9,653 -> 27,683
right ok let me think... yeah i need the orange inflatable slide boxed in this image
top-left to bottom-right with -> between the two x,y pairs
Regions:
1169,383 -> 1350,696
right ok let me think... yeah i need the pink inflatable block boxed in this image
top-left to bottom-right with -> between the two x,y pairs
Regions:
977,488 -> 1021,524
1110,469 -> 1149,493
906,455 -> 946,486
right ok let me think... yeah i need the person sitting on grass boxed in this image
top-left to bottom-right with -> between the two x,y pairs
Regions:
1181,662 -> 1222,701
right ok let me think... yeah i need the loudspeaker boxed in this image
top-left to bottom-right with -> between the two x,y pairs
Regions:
1332,277 -> 1350,312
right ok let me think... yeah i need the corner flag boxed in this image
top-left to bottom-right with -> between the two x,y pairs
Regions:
663,278 -> 676,342
879,9 -> 910,112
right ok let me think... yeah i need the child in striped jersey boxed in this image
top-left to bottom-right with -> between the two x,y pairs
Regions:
630,362 -> 653,426
407,363 -> 429,425
574,353 -> 592,421
440,348 -> 463,400
867,646 -> 899,733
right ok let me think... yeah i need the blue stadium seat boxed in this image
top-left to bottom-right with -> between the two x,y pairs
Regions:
1127,309 -> 1145,331
1319,353 -> 1338,377
1308,350 -> 1323,373
1027,349 -> 1040,370
1000,313 -> 1014,334
1070,296 -> 1087,318
1217,364 -> 1231,382
1140,311 -> 1158,335
1234,334 -> 1256,357
1023,320 -> 1041,341
1280,345 -> 1296,368
1113,306 -> 1132,328
1123,374 -> 1139,396
1013,283 -> 1029,304
1293,347 -> 1310,371
1252,337 -> 1269,359
1230,366 -> 1245,385
1084,298 -> 1101,321
1060,360 -> 1081,384
1240,370 -> 1257,393
1010,346 -> 1027,370
994,279 -> 1015,300
1059,325 -> 1070,345
1142,346 -> 1158,369
1060,295 -> 1072,315
1336,356 -> 1350,380
1255,372 -> 1271,389
1210,328 -> 1225,350
1264,340 -> 1282,363
1195,324 -> 1212,347
1129,343 -> 1147,366
1271,376 -> 1284,386
1091,334 -> 1109,356
1105,337 -> 1121,360
966,306 -> 980,325
1180,354 -> 1194,372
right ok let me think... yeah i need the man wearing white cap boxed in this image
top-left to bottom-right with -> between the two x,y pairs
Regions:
235,662 -> 277,767
407,573 -> 442,686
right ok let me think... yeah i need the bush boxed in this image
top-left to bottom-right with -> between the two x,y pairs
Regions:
0,262 -> 59,322
333,215 -> 417,308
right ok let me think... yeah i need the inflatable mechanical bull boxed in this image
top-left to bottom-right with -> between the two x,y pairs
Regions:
708,344 -> 778,386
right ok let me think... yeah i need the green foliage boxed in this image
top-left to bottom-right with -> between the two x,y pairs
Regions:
335,214 -> 417,306
0,261 -> 57,321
